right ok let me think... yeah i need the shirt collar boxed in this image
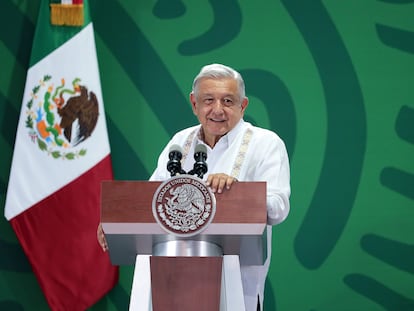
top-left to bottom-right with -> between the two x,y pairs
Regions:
196,119 -> 245,148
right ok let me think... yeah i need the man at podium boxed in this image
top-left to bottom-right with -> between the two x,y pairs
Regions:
149,63 -> 291,311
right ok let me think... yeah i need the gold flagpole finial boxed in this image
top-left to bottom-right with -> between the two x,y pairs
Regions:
50,0 -> 84,27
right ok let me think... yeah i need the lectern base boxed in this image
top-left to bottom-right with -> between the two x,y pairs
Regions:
129,255 -> 246,311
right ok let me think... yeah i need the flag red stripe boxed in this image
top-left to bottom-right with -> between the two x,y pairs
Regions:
10,155 -> 118,310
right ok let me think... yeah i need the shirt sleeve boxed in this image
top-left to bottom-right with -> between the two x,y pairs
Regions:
253,133 -> 291,226
149,143 -> 172,181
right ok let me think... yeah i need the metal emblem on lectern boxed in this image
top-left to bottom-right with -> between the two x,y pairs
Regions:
152,175 -> 216,237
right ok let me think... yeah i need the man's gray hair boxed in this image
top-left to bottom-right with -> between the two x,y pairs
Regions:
192,63 -> 246,100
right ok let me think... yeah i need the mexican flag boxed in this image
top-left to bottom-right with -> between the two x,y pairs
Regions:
4,0 -> 118,310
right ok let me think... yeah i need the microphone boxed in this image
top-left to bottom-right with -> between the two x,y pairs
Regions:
188,144 -> 208,179
167,144 -> 185,177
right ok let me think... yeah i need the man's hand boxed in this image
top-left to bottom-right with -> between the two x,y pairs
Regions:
97,223 -> 108,252
205,173 -> 237,193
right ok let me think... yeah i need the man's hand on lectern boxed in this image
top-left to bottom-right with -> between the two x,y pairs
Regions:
205,173 -> 237,194
97,223 -> 108,252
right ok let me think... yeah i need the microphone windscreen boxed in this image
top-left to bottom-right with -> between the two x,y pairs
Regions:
194,144 -> 207,154
169,144 -> 183,154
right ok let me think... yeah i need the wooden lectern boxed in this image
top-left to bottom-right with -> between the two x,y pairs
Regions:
101,180 -> 267,311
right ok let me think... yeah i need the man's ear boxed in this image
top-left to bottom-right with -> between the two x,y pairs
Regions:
241,97 -> 249,113
190,92 -> 197,114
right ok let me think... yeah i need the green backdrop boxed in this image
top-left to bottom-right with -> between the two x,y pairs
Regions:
1,1 -> 413,310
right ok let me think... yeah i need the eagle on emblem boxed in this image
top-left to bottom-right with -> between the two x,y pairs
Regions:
57,85 -> 99,146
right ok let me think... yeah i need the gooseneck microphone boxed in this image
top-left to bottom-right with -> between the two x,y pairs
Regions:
167,144 -> 186,177
188,144 -> 208,179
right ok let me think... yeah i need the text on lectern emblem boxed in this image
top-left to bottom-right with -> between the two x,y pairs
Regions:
152,175 -> 216,237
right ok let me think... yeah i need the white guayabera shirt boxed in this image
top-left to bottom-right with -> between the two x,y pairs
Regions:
150,119 -> 291,311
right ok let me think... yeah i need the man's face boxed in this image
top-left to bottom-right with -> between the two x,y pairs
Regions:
190,78 -> 248,147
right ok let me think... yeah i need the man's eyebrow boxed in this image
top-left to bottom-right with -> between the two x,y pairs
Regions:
201,93 -> 236,97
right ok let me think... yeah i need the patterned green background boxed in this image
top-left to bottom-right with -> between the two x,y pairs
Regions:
1,0 -> 413,310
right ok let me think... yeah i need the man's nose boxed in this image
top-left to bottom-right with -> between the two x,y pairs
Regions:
211,99 -> 224,111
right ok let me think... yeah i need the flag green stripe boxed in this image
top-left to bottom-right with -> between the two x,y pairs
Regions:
29,0 -> 91,67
